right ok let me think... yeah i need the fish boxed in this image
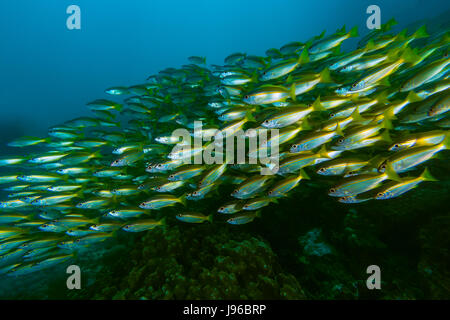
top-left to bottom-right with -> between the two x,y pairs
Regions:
175,212 -> 213,223
122,218 -> 165,232
0,20 -> 448,277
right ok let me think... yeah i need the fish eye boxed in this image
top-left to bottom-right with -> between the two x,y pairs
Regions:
219,207 -> 224,211
292,144 -> 297,149
268,191 -> 273,195
169,174 -> 174,179
244,95 -> 249,99
377,192 -> 384,198
329,188 -> 336,194
193,191 -> 198,196
330,113 -> 335,118
338,138 -> 344,144
318,168 -> 325,173
394,144 -> 399,148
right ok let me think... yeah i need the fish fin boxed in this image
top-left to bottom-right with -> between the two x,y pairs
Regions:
92,150 -> 102,159
367,155 -> 384,168
412,25 -> 429,39
255,210 -> 262,218
374,90 -> 389,104
401,47 -> 421,64
384,162 -> 402,182
319,67 -> 333,83
380,129 -> 392,143
348,26 -> 359,38
406,91 -> 422,103
442,134 -> 450,150
334,123 -> 344,136
298,48 -> 310,64
337,25 -> 346,34
382,106 -> 397,122
290,83 -> 297,102
300,118 -> 313,130
379,77 -> 390,87
159,217 -> 167,226
311,96 -> 325,111
396,29 -> 408,42
179,195 -> 187,207
286,74 -> 293,84
314,31 -> 326,41
246,111 -> 256,122
270,198 -> 279,204
207,214 -> 213,223
365,39 -> 376,52
382,18 -> 398,32
299,168 -> 310,180
350,107 -> 365,122
317,145 -> 330,159
332,45 -> 341,55
420,167 -> 438,182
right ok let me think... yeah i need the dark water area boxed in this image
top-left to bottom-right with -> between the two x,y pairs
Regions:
0,1 -> 449,300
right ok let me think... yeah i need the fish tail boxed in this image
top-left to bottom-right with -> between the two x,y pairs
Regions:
380,129 -> 392,144
406,91 -> 422,103
299,168 -> 310,180
384,162 -> 402,182
255,210 -> 262,218
319,67 -> 333,83
420,167 -> 438,182
411,25 -> 429,40
311,96 -> 325,111
400,47 -> 422,64
442,134 -> 450,150
159,217 -> 167,226
179,195 -> 187,207
348,26 -> 359,38
381,18 -> 398,33
290,83 -> 297,102
207,214 -> 213,223
298,48 -> 310,65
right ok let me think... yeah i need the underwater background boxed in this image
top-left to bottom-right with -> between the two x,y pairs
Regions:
0,0 -> 449,299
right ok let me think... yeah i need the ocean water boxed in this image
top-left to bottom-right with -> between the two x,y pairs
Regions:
0,0 -> 449,300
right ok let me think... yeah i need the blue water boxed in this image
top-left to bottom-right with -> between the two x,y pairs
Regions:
0,0 -> 448,146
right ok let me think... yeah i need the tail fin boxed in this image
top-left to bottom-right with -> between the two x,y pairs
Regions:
420,167 -> 438,182
384,162 -> 402,182
319,67 -> 333,83
400,47 -> 421,64
179,195 -> 187,207
311,96 -> 325,111
412,25 -> 429,40
348,26 -> 359,38
299,168 -> 310,180
406,91 -> 422,103
207,214 -> 213,223
159,217 -> 167,226
381,18 -> 398,33
298,49 -> 310,65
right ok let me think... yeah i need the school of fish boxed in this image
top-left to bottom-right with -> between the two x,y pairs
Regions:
1,19 -> 449,277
